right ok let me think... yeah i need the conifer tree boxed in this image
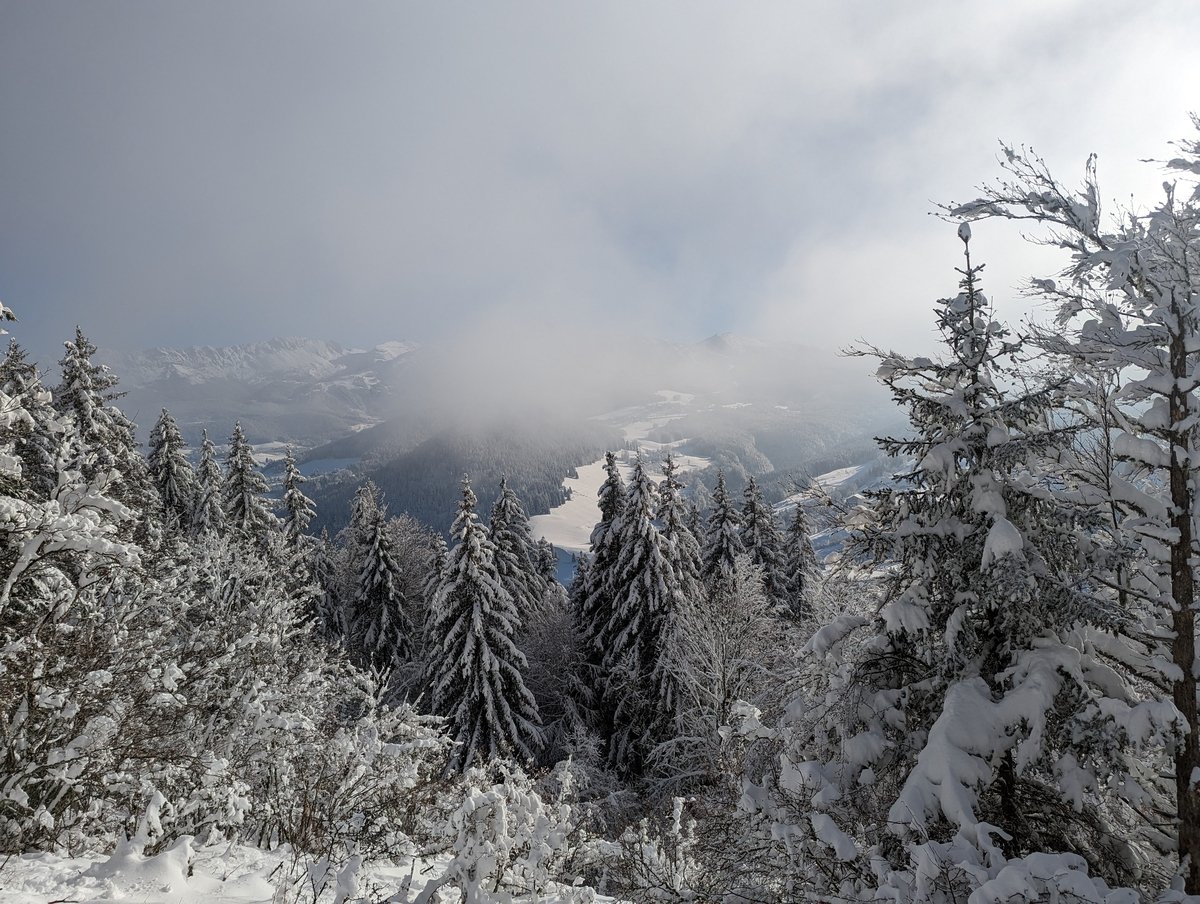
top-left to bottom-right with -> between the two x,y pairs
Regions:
0,341 -> 61,500
948,131 -> 1200,888
603,459 -> 687,775
147,408 -> 196,533
789,232 -> 1131,880
222,421 -> 274,541
740,476 -> 785,603
280,448 -> 316,546
426,533 -> 447,603
191,429 -> 226,536
652,454 -> 705,724
55,327 -> 156,528
535,538 -> 558,587
356,502 -> 411,673
309,528 -> 344,640
575,452 -> 626,695
489,477 -> 545,617
701,470 -> 743,589
780,502 -> 820,620
427,477 -> 541,771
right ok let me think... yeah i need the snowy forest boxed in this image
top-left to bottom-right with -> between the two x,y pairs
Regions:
9,127 -> 1200,903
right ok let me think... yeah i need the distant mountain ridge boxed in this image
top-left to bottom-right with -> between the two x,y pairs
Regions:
104,336 -> 417,386
100,336 -> 421,446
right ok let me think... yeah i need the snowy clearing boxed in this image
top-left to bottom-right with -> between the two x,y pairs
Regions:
0,841 -> 607,904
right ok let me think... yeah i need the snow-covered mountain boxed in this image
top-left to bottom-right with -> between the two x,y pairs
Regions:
99,331 -> 899,533
102,337 -> 421,447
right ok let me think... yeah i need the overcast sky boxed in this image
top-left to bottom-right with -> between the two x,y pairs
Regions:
3,1 -> 1200,369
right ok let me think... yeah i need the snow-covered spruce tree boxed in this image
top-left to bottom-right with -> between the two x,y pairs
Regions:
745,234 -> 1146,897
652,454 -> 705,731
222,421 -> 275,542
701,470 -> 743,589
308,528 -> 346,640
602,459 -> 689,777
280,447 -> 315,547
536,538 -> 558,587
740,476 -> 785,605
427,477 -> 541,771
948,130 -> 1200,891
780,501 -> 820,620
354,488 -> 414,676
0,331 -> 138,621
55,327 -> 157,538
0,341 -> 61,500
191,428 -> 226,536
147,408 -> 196,533
489,477 -> 546,617
574,451 -> 626,722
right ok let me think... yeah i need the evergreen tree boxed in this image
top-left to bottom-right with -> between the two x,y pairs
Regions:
222,421 -> 274,541
776,233 -> 1132,885
780,502 -> 820,620
654,454 -> 705,729
535,538 -> 558,587
55,327 -> 156,532
280,448 -> 316,546
0,341 -> 60,500
425,533 -> 447,603
309,528 -> 344,640
949,134 -> 1200,888
701,470 -> 743,589
427,477 -> 541,771
602,459 -> 687,775
191,428 -> 226,536
740,476 -> 785,603
575,451 -> 626,699
488,477 -> 546,617
355,497 -> 412,673
147,408 -> 196,533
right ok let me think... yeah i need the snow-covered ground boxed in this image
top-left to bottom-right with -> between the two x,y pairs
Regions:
530,390 -> 711,555
0,840 -> 602,903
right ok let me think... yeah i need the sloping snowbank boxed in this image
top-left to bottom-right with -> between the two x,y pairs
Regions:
0,840 -> 608,903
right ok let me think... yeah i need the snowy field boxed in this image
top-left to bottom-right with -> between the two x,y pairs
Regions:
0,841 -> 606,903
530,391 -> 710,554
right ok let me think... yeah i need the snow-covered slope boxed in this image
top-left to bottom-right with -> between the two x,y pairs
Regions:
100,337 -> 420,447
104,337 -> 363,385
0,839 -> 608,904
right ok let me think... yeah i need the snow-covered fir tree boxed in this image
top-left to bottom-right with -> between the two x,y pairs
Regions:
746,233 -> 1144,897
602,459 -> 687,776
780,501 -> 820,620
0,341 -> 61,500
949,130 -> 1200,891
575,451 -> 626,715
653,454 -> 705,722
488,477 -> 546,617
351,483 -> 413,674
426,477 -> 541,771
701,470 -> 743,589
147,408 -> 196,533
308,528 -> 344,639
54,327 -> 157,537
740,476 -> 785,604
191,428 -> 226,536
535,538 -> 558,587
280,447 -> 315,546
222,421 -> 274,541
